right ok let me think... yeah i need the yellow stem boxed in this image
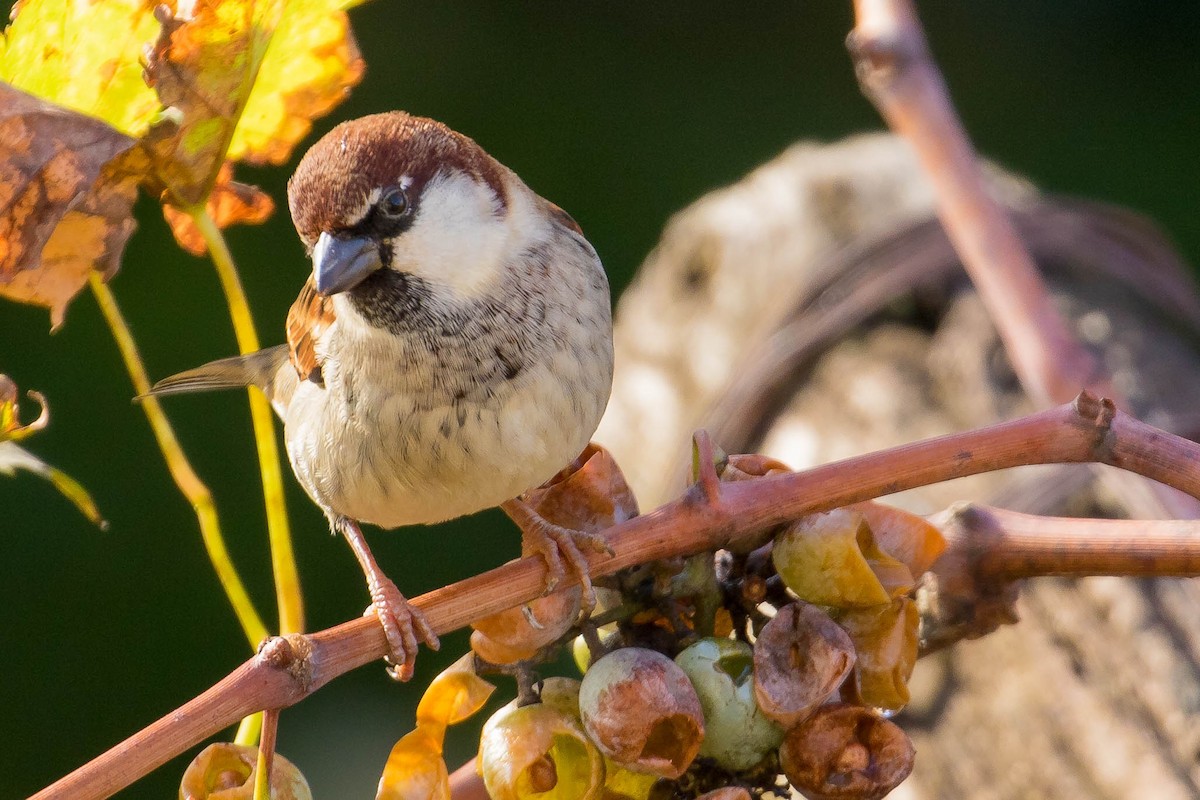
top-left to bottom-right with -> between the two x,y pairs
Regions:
88,274 -> 268,647
234,712 -> 262,747
190,208 -> 305,636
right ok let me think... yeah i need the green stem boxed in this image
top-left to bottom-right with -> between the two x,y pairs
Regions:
88,274 -> 268,647
189,208 -> 304,636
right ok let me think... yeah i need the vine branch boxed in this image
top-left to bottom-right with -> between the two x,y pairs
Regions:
847,0 -> 1100,406
33,393 -> 1200,800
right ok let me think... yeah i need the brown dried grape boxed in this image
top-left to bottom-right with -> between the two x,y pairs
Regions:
579,648 -> 704,778
179,742 -> 311,800
718,454 -> 792,553
779,704 -> 914,800
472,585 -> 583,664
695,789 -> 752,800
753,603 -> 856,729
523,443 -> 639,533
837,598 -> 919,712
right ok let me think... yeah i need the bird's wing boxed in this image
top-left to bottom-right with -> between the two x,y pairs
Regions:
143,278 -> 332,414
286,276 -> 336,385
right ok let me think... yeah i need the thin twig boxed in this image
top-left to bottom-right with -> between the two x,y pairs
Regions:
846,0 -> 1200,520
847,0 -> 1100,406
88,274 -> 268,647
32,394 -> 1200,800
253,708 -> 279,800
190,208 -> 304,636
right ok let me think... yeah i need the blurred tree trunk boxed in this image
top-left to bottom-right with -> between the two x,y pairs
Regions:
595,133 -> 1200,799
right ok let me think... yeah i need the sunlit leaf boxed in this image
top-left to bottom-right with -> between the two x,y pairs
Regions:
377,727 -> 451,800
143,0 -> 363,205
0,374 -> 47,442
142,0 -> 285,207
415,660 -> 496,733
837,597 -> 919,711
230,0 -> 364,165
163,163 -> 275,255
0,0 -> 161,136
0,84 -> 140,327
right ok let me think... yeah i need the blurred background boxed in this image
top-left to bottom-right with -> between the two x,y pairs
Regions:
2,2 -> 1198,797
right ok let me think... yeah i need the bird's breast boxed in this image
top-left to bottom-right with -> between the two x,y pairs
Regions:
283,303 -> 612,528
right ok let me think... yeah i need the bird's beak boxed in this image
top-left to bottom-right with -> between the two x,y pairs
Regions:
312,232 -> 383,296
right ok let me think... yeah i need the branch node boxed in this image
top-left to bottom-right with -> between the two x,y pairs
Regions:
257,634 -> 314,694
1071,390 -> 1117,459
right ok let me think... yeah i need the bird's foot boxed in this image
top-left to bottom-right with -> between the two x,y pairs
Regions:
503,498 -> 612,615
336,515 -> 439,681
365,575 -> 440,681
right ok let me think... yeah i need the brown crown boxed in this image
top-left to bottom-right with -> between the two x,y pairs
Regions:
286,111 -> 508,247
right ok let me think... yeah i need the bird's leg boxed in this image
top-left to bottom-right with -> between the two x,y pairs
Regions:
335,516 -> 440,681
501,497 -> 612,615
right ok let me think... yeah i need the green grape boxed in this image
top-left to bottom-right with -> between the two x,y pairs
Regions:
674,638 -> 784,771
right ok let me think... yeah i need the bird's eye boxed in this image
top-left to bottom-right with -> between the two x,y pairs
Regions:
379,187 -> 410,218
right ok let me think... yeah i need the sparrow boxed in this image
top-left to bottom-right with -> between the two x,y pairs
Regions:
149,112 -> 615,679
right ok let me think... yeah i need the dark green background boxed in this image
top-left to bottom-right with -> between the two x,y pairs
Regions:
3,3 -> 1198,797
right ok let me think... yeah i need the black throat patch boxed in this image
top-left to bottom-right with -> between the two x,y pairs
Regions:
346,269 -> 437,334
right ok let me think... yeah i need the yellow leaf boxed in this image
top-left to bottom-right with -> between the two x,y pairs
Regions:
143,0 -> 286,206
415,661 -> 496,733
0,375 -> 47,442
376,728 -> 451,800
0,0 -> 161,136
143,0 -> 363,205
230,0 -> 364,165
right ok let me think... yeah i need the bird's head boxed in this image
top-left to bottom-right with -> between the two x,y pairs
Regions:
287,112 -> 517,302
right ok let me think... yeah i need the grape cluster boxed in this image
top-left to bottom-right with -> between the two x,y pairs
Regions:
465,450 -> 941,800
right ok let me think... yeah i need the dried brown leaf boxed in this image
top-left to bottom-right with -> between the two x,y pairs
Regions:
524,443 -> 639,534
0,84 -> 139,327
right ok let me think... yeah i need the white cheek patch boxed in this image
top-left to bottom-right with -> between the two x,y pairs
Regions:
393,171 -> 523,300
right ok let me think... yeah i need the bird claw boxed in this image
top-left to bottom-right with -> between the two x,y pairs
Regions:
365,576 -> 440,682
522,520 -> 609,615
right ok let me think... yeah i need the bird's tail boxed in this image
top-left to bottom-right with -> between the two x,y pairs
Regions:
142,345 -> 291,407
